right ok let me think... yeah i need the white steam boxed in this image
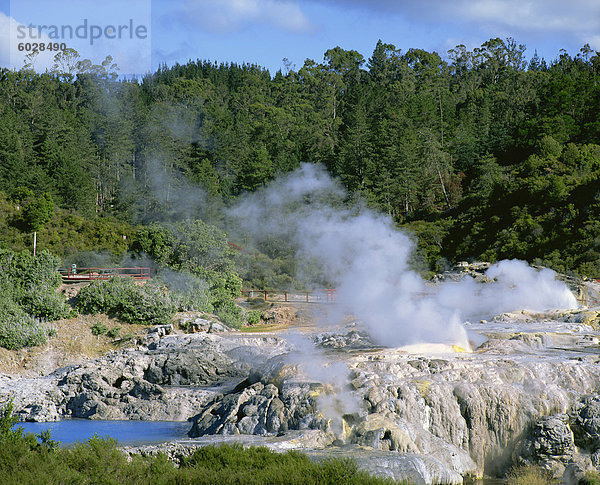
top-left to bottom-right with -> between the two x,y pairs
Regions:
436,260 -> 578,319
285,332 -> 363,436
230,163 -> 578,348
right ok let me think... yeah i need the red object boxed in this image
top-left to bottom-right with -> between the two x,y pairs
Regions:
58,267 -> 151,282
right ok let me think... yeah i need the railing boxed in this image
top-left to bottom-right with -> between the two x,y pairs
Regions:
240,289 -> 337,303
59,267 -> 151,282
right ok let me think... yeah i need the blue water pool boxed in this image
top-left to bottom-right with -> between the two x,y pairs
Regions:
17,420 -> 191,446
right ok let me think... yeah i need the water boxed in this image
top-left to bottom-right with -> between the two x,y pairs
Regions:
16,420 -> 191,446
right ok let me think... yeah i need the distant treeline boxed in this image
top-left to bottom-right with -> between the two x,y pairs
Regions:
2,38 -> 600,276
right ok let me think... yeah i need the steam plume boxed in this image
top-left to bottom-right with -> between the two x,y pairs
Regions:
230,163 -> 577,348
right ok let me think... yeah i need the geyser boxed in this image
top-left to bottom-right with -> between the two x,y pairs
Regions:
230,163 -> 578,349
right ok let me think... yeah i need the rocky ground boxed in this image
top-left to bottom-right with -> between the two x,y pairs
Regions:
4,275 -> 600,484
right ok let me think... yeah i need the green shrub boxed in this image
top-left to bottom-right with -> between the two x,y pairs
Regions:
106,326 -> 121,339
214,298 -> 243,329
0,400 -> 19,439
76,278 -> 176,325
178,443 -> 396,484
0,248 -> 69,349
585,470 -> 600,485
0,294 -> 52,349
0,314 -> 51,350
246,310 -> 262,325
91,322 -> 108,337
0,249 -> 70,322
20,283 -> 72,320
158,270 -> 214,313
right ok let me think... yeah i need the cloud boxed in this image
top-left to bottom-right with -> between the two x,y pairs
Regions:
308,0 -> 600,50
459,0 -> 600,35
0,11 -> 56,71
177,0 -> 314,34
0,12 -> 14,67
2,0 -> 152,75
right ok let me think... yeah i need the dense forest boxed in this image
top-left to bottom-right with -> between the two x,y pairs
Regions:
2,38 -> 600,278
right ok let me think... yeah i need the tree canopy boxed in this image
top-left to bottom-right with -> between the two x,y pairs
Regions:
1,38 -> 600,277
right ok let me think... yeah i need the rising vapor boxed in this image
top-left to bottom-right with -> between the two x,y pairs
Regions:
230,163 -> 577,349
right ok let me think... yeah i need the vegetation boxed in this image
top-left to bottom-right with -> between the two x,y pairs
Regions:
0,249 -> 67,349
76,278 -> 177,326
133,220 -> 244,327
0,402 -> 397,485
246,309 -> 263,325
506,465 -> 558,484
585,470 -> 600,484
2,38 -> 600,277
2,38 -> 600,347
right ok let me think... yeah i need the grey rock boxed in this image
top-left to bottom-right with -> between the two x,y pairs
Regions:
571,396 -> 600,451
143,350 -> 239,386
513,414 -> 574,470
562,463 -> 586,485
314,330 -> 375,350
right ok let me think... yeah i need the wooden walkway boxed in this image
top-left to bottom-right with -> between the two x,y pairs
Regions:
240,289 -> 337,303
59,267 -> 151,282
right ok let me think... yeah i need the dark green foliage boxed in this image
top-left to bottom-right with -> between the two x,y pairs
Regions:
441,139 -> 600,276
21,193 -> 54,233
91,321 -> 108,336
0,310 -> 52,350
3,40 -> 600,278
176,443 -> 393,484
76,278 -> 177,326
0,401 -> 19,439
0,191 -> 134,260
106,326 -> 121,338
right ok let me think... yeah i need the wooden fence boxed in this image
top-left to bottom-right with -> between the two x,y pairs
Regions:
240,289 -> 337,303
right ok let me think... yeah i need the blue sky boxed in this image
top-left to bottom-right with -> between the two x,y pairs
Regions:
2,0 -> 600,76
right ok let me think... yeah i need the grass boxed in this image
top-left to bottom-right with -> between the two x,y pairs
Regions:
585,470 -> 600,484
0,315 -> 149,375
240,323 -> 289,333
506,465 -> 558,485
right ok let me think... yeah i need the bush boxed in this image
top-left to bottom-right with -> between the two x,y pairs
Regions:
76,278 -> 177,326
133,220 -> 245,328
0,248 -> 69,350
585,471 -> 600,484
179,443 -> 394,484
0,313 -> 51,350
20,283 -> 72,320
0,249 -> 70,322
246,310 -> 262,325
91,322 -> 108,337
158,269 -> 214,313
213,297 -> 243,329
0,294 -> 53,350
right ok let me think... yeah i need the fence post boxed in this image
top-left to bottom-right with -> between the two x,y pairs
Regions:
284,292 -> 288,302
306,292 -> 309,303
264,290 -> 268,302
